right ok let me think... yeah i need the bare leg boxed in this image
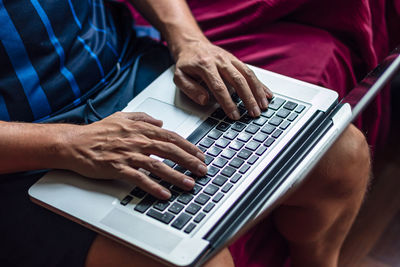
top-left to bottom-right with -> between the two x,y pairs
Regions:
85,234 -> 234,267
273,124 -> 370,267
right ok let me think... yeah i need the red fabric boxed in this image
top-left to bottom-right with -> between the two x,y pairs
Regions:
125,1 -> 396,266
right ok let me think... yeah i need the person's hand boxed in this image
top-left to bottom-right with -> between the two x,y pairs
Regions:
172,39 -> 274,120
58,112 -> 207,200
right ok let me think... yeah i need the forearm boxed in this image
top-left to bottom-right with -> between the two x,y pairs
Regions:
129,0 -> 207,59
0,121 -> 70,174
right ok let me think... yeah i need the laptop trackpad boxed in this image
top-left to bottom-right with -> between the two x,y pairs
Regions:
134,98 -> 192,132
101,208 -> 182,253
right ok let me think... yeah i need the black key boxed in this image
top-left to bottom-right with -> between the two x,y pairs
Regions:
221,166 -> 236,177
134,195 -> 156,213
163,159 -> 176,168
264,137 -> 275,147
130,187 -> 147,198
283,101 -> 298,111
205,154 -> 214,165
208,129 -> 223,140
174,165 -> 187,173
178,193 -> 194,205
203,202 -> 215,213
215,138 -> 230,148
229,157 -> 244,168
239,114 -> 253,124
280,121 -> 291,130
208,146 -> 222,157
187,118 -> 218,144
276,109 -> 290,118
212,175 -> 228,187
168,202 -> 184,214
272,129 -> 283,138
229,140 -> 245,151
269,116 -> 283,126
231,93 -> 241,103
224,116 -> 236,124
154,201 -> 170,211
199,137 -> 214,148
169,190 -> 179,202
196,176 -> 211,186
198,146 -> 207,153
204,184 -> 219,195
190,184 -> 203,195
120,195 -> 132,206
211,108 -> 225,120
248,155 -> 259,165
147,209 -> 175,224
207,166 -> 219,177
224,130 -> 238,140
149,173 -> 161,181
261,124 -> 275,134
160,181 -> 172,189
216,122 -> 230,132
184,223 -> 196,234
222,183 -> 233,193
213,157 -> 228,168
195,193 -> 211,205
172,213 -> 192,230
238,101 -> 246,109
238,149 -> 252,160
287,113 -> 298,122
239,164 -> 251,174
186,203 -> 201,215
261,109 -> 274,118
238,107 -> 247,116
221,149 -> 236,159
254,132 -> 268,143
237,132 -> 252,142
295,105 -> 306,113
194,213 -> 206,223
268,97 -> 285,110
245,141 -> 260,151
253,117 -> 267,126
171,185 -> 184,193
256,146 -> 267,156
230,173 -> 242,183
213,192 -> 224,203
232,122 -> 246,132
245,124 -> 260,134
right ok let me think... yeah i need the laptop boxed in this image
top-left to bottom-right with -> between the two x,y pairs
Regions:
29,46 -> 400,266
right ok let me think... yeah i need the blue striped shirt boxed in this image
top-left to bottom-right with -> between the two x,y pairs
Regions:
0,0 -> 132,122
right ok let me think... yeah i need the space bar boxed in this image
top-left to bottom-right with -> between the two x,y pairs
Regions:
187,118 -> 218,145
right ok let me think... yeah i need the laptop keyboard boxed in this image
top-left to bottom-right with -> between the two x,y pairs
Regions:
120,94 -> 306,234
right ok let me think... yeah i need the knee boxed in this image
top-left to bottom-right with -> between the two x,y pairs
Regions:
317,124 -> 370,199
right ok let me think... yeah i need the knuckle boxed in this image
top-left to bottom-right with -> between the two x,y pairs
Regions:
232,73 -> 246,86
147,158 -> 163,171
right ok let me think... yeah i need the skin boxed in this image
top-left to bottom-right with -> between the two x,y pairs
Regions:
0,0 -> 370,266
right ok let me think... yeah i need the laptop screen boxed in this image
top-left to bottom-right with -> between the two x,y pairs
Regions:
341,46 -> 400,121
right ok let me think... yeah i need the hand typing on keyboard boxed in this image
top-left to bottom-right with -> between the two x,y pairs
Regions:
59,111 -> 207,200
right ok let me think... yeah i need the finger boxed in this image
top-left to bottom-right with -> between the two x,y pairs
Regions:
117,166 -> 171,200
138,123 -> 205,161
174,68 -> 210,105
130,155 -> 196,191
232,60 -> 274,107
199,66 -> 240,120
219,63 -> 261,117
143,140 -> 207,177
119,111 -> 163,127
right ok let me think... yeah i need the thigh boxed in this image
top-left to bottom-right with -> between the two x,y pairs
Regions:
0,172 -> 96,267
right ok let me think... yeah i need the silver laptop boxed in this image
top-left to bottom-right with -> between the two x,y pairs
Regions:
29,46 -> 400,266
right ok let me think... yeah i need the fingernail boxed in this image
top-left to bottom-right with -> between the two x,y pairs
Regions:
252,106 -> 261,117
183,178 -> 195,188
196,151 -> 205,161
198,164 -> 207,175
261,98 -> 269,110
228,110 -> 240,120
160,188 -> 171,199
197,94 -> 207,105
